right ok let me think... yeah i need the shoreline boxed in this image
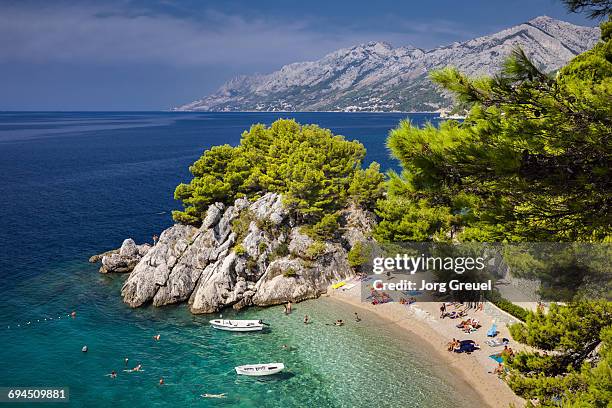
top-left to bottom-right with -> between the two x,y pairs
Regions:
326,284 -> 526,408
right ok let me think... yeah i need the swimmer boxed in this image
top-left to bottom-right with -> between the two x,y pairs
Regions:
124,357 -> 129,366
71,311 -> 77,318
354,312 -> 361,322
133,364 -> 142,372
303,315 -> 310,324
81,345 -> 88,352
159,378 -> 164,385
202,393 -> 226,399
106,371 -> 117,379
153,334 -> 160,341
334,319 -> 344,326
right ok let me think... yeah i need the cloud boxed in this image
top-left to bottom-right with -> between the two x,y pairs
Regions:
0,3 -> 476,70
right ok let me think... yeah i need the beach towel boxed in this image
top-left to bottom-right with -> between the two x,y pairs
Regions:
485,338 -> 509,347
487,324 -> 498,337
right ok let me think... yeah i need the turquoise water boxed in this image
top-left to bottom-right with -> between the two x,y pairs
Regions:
0,112 -> 478,407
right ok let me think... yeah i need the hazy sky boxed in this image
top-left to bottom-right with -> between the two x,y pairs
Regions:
0,0 -> 596,110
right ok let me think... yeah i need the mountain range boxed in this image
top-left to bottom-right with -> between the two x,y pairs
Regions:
174,16 -> 600,112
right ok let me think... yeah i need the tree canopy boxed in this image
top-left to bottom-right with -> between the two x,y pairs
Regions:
505,301 -> 612,407
375,20 -> 612,243
173,119 -> 384,230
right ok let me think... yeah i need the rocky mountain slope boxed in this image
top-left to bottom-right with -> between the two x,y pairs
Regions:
91,193 -> 375,314
174,16 -> 599,112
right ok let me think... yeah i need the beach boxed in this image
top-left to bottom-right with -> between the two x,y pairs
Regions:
328,281 -> 526,408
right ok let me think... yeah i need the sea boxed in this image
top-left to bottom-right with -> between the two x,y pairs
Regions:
0,112 -> 477,408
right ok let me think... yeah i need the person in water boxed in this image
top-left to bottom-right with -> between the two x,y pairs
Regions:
303,315 -> 310,324
202,393 -> 226,399
159,378 -> 164,385
124,357 -> 129,366
133,364 -> 142,372
153,334 -> 160,341
81,345 -> 88,352
110,371 -> 117,379
354,312 -> 361,322
71,311 -> 77,318
287,301 -> 292,313
334,319 -> 344,326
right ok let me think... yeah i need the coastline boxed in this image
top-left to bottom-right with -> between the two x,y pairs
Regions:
326,283 -> 526,408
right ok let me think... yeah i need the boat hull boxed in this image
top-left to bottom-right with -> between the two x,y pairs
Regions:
209,319 -> 264,332
235,363 -> 285,376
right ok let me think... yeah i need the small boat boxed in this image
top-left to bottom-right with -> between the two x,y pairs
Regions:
235,363 -> 285,376
209,319 -> 265,332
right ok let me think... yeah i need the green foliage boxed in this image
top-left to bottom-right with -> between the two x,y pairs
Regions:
562,0 -> 612,19
173,119 -> 384,227
233,244 -> 246,256
505,301 -> 612,406
231,210 -> 254,243
305,241 -> 327,260
376,22 -> 612,242
347,241 -> 371,269
302,212 -> 342,240
283,267 -> 298,278
486,291 -> 529,321
270,242 -> 290,261
258,242 -> 268,254
348,162 -> 385,208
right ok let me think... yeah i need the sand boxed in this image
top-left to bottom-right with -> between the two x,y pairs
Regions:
327,281 -> 526,408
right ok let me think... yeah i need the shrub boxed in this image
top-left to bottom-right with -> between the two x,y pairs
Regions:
486,291 -> 529,321
348,241 -> 371,269
305,241 -> 327,260
283,268 -> 298,278
269,242 -> 290,261
234,244 -> 247,256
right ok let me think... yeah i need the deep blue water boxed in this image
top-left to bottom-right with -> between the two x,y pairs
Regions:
0,112 -> 478,408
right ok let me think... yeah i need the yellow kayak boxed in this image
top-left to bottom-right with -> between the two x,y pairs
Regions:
332,281 -> 346,289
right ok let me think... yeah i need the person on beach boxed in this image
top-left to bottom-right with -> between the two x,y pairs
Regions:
492,363 -> 504,376
152,234 -> 159,246
354,312 -> 361,322
153,334 -> 160,341
440,303 -> 446,318
303,315 -> 310,324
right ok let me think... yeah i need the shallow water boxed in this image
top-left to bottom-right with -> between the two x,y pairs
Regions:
0,112 -> 478,407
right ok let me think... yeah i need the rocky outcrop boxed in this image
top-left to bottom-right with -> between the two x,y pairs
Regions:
91,239 -> 151,273
95,192 -> 374,314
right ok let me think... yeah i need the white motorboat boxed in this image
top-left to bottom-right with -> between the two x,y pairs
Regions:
209,319 -> 265,332
235,363 -> 285,376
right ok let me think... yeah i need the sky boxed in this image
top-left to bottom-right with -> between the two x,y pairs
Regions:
0,0 -> 597,110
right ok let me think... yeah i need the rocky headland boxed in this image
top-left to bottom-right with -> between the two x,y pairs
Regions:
91,193 -> 375,314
